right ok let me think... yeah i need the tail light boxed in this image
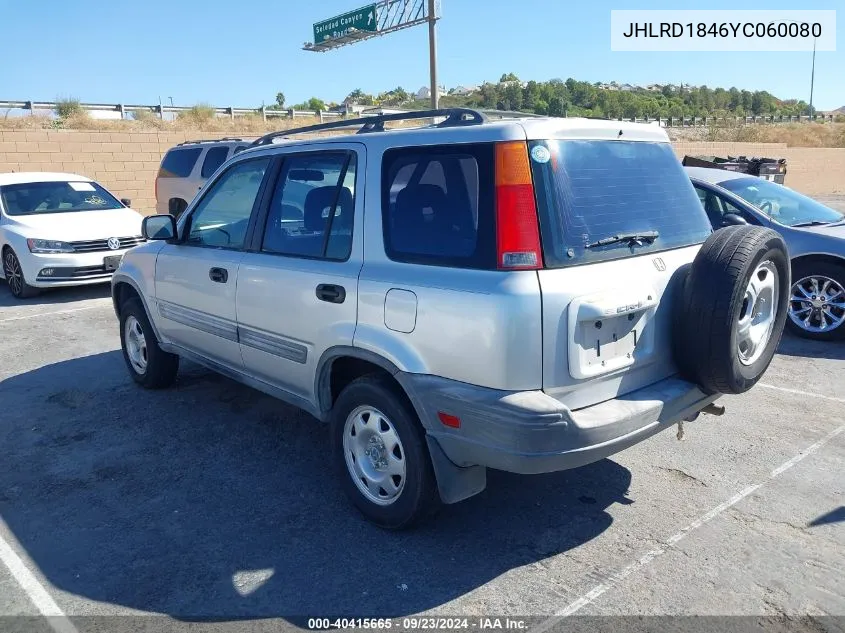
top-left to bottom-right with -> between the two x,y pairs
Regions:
494,141 -> 543,270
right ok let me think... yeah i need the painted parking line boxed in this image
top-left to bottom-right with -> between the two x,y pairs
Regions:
0,518 -> 78,633
758,382 -> 845,404
0,303 -> 109,324
531,423 -> 845,631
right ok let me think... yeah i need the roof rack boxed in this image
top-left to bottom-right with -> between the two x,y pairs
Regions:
250,108 -> 487,147
176,137 -> 249,146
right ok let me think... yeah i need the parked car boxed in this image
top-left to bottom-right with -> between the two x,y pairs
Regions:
0,172 -> 144,299
155,138 -> 252,218
687,166 -> 845,341
113,110 -> 790,528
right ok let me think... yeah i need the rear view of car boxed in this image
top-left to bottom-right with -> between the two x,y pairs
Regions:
115,111 -> 791,528
155,138 -> 251,218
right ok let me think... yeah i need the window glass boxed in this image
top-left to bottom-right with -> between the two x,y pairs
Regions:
382,144 -> 493,268
720,176 -> 843,227
186,158 -> 270,249
0,181 -> 122,216
201,146 -> 230,178
261,152 -> 356,260
159,148 -> 202,178
531,140 -> 712,268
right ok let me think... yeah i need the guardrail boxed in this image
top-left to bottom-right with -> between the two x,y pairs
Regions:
0,100 -> 345,122
0,100 -> 837,126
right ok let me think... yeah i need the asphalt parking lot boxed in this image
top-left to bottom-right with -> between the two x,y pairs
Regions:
0,281 -> 843,632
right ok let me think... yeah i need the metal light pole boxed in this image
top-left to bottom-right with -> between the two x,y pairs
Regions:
769,20 -> 816,119
809,37 -> 816,118
428,0 -> 438,109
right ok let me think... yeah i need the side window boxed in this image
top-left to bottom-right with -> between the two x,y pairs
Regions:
693,185 -> 724,228
233,145 -> 248,155
158,148 -> 202,178
200,146 -> 230,178
186,158 -> 271,249
261,152 -> 356,260
382,144 -> 493,268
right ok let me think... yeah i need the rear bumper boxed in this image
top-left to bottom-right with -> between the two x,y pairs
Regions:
401,374 -> 719,475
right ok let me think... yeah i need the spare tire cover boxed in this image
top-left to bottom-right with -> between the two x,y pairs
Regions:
674,225 -> 790,395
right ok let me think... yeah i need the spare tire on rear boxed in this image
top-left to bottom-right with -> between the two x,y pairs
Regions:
674,225 -> 789,395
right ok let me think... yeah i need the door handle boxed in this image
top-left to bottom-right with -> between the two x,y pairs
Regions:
316,283 -> 346,304
209,267 -> 228,283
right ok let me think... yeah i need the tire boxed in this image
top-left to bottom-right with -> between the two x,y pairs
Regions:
785,260 -> 845,341
2,247 -> 39,299
119,297 -> 179,389
330,374 -> 440,529
674,225 -> 790,395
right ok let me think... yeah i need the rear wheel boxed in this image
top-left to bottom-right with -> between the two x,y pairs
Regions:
2,247 -> 38,299
330,375 -> 440,529
786,261 -> 845,341
119,297 -> 179,388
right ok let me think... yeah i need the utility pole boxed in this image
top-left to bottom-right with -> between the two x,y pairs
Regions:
428,0 -> 438,109
809,37 -> 816,118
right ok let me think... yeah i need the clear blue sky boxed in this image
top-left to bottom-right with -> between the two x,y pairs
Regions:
0,0 -> 841,110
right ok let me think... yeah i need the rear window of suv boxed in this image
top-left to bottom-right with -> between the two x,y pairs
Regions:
158,147 -> 202,178
529,140 -> 712,268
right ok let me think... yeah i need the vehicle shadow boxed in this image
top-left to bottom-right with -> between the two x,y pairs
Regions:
0,281 -> 111,308
776,331 -> 845,361
0,351 -> 633,620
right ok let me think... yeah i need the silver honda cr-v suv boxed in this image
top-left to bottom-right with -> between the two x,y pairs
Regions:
112,109 -> 790,529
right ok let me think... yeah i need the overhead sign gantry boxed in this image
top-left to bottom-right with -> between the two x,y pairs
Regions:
304,0 -> 441,109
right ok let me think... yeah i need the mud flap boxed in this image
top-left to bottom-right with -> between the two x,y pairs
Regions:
425,435 -> 487,504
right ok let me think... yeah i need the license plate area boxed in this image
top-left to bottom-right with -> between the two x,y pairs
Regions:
104,255 -> 123,271
568,288 -> 658,380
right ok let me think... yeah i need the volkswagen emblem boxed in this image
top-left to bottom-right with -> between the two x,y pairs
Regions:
107,237 -> 121,251
653,257 -> 666,271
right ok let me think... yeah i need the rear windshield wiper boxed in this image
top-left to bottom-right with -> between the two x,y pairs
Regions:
585,230 -> 659,249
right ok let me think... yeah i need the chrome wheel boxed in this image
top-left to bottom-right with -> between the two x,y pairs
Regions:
788,275 -> 845,334
3,250 -> 23,297
342,405 -> 406,506
737,260 -> 779,366
124,315 -> 148,375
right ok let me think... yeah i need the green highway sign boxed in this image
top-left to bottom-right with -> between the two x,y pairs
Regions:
313,4 -> 378,44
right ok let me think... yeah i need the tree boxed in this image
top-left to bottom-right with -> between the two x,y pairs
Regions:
275,92 -> 285,108
548,96 -> 565,117
500,72 -> 519,83
303,97 -> 326,112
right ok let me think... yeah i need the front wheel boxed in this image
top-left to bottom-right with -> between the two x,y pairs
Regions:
330,375 -> 440,529
119,297 -> 179,388
786,261 -> 845,341
3,248 -> 38,299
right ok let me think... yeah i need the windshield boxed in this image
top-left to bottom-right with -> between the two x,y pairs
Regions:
719,177 -> 844,227
530,140 -> 712,267
0,181 -> 123,216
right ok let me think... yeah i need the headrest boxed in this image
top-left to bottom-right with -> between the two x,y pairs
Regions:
304,186 -> 353,231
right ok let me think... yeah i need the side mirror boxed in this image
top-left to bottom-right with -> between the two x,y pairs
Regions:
120,198 -> 132,207
142,214 -> 177,241
722,213 -> 749,226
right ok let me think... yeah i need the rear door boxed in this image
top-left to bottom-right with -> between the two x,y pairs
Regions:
236,144 -> 364,402
529,139 -> 713,409
154,156 -> 273,370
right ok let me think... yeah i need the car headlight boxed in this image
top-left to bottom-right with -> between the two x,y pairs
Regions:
26,239 -> 75,254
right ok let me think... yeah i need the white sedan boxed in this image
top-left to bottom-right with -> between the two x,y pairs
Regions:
0,172 -> 145,299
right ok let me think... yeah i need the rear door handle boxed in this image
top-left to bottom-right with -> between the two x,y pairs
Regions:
316,283 -> 346,304
209,267 -> 228,283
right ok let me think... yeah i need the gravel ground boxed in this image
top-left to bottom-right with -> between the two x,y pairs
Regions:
0,282 -> 842,632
